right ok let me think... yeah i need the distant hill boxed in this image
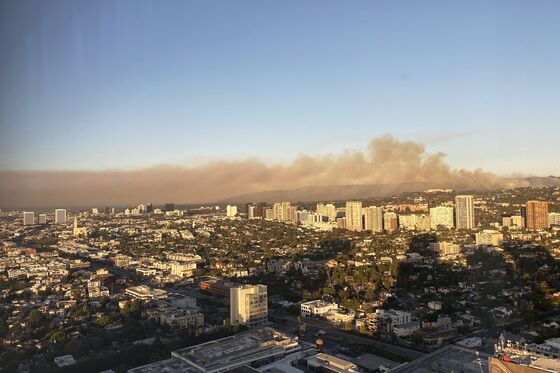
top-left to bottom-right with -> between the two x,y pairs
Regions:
218,176 -> 560,204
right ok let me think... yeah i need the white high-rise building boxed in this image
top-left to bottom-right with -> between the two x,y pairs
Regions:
55,209 -> 67,224
317,203 -> 337,222
23,212 -> 34,226
272,202 -> 292,221
324,203 -> 337,222
383,211 -> 398,231
248,205 -> 255,219
92,208 -> 99,215
345,201 -> 363,231
429,206 -> 454,229
398,214 -> 416,230
226,205 -> 238,217
230,284 -> 268,327
455,195 -> 475,229
549,212 -> 560,227
38,214 -> 47,224
364,206 -> 383,232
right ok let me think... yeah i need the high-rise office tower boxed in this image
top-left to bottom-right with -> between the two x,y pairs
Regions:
455,195 -> 475,229
272,202 -> 292,221
38,214 -> 47,224
23,211 -> 35,225
549,212 -> 560,227
317,203 -> 337,222
264,207 -> 273,220
287,205 -> 297,222
525,201 -> 549,230
345,201 -> 363,231
383,211 -> 398,231
247,205 -> 255,218
253,202 -> 267,218
226,205 -> 238,217
324,203 -> 337,222
282,202 -> 292,221
272,202 -> 283,221
230,284 -> 268,327
23,212 -> 34,225
55,209 -> 67,224
364,206 -> 383,232
244,203 -> 254,215
429,206 -> 455,229
415,214 -> 431,231
398,214 -> 416,230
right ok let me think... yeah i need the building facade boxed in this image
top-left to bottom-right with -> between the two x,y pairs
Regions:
525,201 -> 549,230
345,201 -> 363,232
23,212 -> 34,226
230,284 -> 268,327
455,195 -> 475,229
55,209 -> 67,224
364,206 -> 383,232
429,206 -> 454,229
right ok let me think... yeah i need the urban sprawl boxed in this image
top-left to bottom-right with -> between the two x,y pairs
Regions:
1,186 -> 560,373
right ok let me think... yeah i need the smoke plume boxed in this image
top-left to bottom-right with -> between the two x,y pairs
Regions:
0,135 -> 518,208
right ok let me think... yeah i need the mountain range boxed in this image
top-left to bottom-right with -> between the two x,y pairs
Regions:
218,176 -> 560,204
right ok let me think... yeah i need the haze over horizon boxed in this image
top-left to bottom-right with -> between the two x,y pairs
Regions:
2,135 -> 558,209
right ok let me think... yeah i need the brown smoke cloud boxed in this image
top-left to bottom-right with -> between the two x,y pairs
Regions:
0,135 -> 518,208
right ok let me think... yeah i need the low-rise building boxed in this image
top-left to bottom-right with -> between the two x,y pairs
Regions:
368,309 -> 412,334
306,353 -> 360,373
129,327 -> 300,373
430,242 -> 461,256
126,285 -> 168,300
300,300 -> 339,318
475,230 -> 504,246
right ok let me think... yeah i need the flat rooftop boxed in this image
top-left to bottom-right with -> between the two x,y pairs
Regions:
531,357 -> 560,371
172,327 -> 300,373
128,358 -> 199,373
301,300 -> 336,307
352,353 -> 401,371
306,353 -> 358,373
390,345 -> 491,373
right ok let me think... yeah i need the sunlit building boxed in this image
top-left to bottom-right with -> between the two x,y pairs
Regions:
345,201 -> 363,231
455,195 -> 475,229
475,230 -> 504,246
429,206 -> 454,229
55,208 -> 67,224
38,213 -> 47,224
526,200 -> 549,230
230,284 -> 268,327
226,205 -> 238,217
383,211 -> 398,231
549,212 -> 560,227
364,206 -> 383,232
23,211 -> 34,226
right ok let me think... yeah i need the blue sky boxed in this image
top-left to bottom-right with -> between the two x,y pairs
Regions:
1,0 -> 559,175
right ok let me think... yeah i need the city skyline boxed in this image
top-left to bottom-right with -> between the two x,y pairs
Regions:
2,2 -> 560,372
1,1 -> 560,176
